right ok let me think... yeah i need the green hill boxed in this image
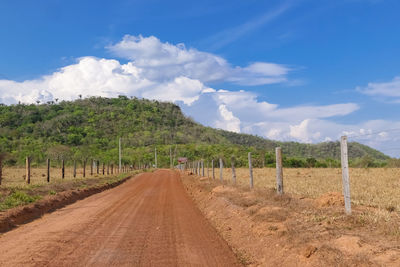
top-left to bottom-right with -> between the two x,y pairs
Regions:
0,96 -> 389,167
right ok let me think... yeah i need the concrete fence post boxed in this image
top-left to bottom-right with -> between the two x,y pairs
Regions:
275,147 -> 284,195
231,157 -> 236,185
248,152 -> 253,189
340,136 -> 352,215
212,160 -> 215,179
219,158 -> 223,182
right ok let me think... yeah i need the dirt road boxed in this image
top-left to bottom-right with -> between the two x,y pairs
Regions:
0,170 -> 239,266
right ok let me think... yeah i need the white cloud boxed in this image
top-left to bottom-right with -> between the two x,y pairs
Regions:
0,57 -> 204,106
358,76 -> 400,100
214,104 -> 241,133
107,35 -> 290,86
1,34 -> 398,156
201,2 -> 293,50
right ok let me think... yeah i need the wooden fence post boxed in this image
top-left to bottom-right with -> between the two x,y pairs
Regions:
83,160 -> 86,178
212,160 -> 215,179
102,162 -> 105,175
340,136 -> 352,215
107,163 -> 109,175
219,158 -> 223,182
248,152 -> 253,189
26,156 -> 31,184
62,159 -> 65,179
111,164 -> 114,174
47,158 -> 50,182
275,147 -> 284,195
73,160 -> 76,178
90,160 -> 93,176
0,156 -> 2,185
97,160 -> 100,174
231,156 -> 236,185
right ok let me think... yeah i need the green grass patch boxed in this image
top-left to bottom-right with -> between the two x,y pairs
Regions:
0,191 -> 42,211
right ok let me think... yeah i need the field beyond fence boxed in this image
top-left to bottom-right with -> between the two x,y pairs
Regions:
208,167 -> 400,212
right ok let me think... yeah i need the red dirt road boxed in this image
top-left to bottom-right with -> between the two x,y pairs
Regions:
0,170 -> 240,266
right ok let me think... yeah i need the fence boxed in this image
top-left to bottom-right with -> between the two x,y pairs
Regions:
183,136 -> 363,215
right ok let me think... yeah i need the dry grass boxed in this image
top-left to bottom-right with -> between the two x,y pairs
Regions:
208,168 -> 400,212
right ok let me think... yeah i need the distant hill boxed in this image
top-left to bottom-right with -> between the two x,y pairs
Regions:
0,96 -> 389,167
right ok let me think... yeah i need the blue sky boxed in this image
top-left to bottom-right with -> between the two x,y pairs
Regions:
1,0 -> 400,155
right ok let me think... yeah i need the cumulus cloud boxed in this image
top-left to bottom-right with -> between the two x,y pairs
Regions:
107,35 -> 290,86
214,104 -> 241,133
1,34 -> 397,156
0,57 -> 206,106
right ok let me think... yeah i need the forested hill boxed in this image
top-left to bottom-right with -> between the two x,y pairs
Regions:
0,96 -> 389,166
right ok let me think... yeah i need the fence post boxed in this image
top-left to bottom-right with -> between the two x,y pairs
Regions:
202,160 -> 204,176
248,152 -> 253,189
62,159 -> 65,179
231,156 -> 236,185
26,156 -> 31,184
275,147 -> 284,195
111,164 -> 114,174
102,162 -> 105,175
198,161 -> 200,175
73,160 -> 76,178
90,160 -> 93,176
219,158 -> 223,182
83,160 -> 86,178
212,160 -> 215,179
97,160 -> 100,174
340,136 -> 352,215
0,156 -> 2,185
47,158 -> 50,182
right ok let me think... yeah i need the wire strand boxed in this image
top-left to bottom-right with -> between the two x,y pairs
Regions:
347,127 -> 400,139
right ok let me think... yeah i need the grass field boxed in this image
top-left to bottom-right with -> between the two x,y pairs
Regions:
205,167 -> 400,212
0,166 -> 138,211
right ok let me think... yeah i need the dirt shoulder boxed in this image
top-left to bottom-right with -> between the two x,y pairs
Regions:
181,172 -> 400,266
0,170 -> 145,233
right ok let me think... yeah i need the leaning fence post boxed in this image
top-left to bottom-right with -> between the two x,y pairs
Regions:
26,156 -> 31,184
219,158 -> 223,182
248,152 -> 253,189
341,136 -> 352,215
47,158 -> 50,182
231,156 -> 236,185
275,147 -> 284,195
